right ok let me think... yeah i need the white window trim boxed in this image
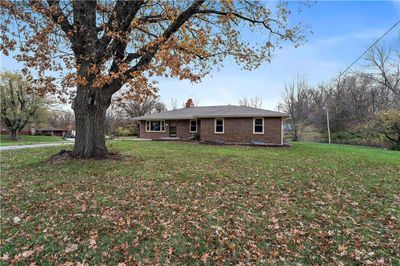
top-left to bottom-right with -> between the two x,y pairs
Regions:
189,120 -> 197,133
214,118 -> 224,134
253,117 -> 264,134
145,120 -> 165,132
281,118 -> 284,145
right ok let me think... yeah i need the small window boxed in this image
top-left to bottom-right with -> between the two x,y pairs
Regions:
190,120 -> 197,133
146,120 -> 165,132
253,118 -> 264,134
215,118 -> 224,134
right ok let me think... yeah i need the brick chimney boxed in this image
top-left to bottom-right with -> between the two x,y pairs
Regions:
185,98 -> 194,108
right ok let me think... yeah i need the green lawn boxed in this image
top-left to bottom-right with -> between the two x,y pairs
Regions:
0,134 -> 64,146
1,141 -> 399,264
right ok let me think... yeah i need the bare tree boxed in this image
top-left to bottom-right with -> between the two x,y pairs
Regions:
281,76 -> 310,141
0,72 -> 41,141
48,110 -> 75,129
239,96 -> 262,108
193,98 -> 200,107
105,109 -> 128,135
363,39 -> 400,104
170,98 -> 179,110
309,74 -> 394,134
121,95 -> 167,118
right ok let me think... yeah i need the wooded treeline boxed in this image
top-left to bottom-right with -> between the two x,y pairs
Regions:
280,39 -> 400,150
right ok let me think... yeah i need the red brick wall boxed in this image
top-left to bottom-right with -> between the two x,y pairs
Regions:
1,130 -> 32,135
199,117 -> 282,144
139,120 -> 168,139
139,117 -> 283,144
139,120 -> 194,139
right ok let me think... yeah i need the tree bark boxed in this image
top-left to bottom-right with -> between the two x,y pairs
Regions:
71,86 -> 111,158
9,130 -> 18,141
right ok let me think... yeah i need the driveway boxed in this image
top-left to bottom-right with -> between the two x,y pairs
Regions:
0,142 -> 73,151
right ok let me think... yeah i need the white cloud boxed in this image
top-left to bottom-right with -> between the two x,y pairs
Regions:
314,30 -> 383,47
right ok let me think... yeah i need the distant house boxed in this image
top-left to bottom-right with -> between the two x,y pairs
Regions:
0,123 -> 34,136
133,99 -> 288,145
33,127 -> 69,137
1,124 -> 72,137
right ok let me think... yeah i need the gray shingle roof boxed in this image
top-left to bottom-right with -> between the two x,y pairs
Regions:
133,105 -> 288,120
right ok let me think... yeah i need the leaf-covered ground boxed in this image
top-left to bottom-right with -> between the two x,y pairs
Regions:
1,141 -> 399,265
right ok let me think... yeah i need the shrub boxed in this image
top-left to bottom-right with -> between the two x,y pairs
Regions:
370,110 -> 400,150
113,126 -> 133,137
193,132 -> 200,141
331,131 -> 390,149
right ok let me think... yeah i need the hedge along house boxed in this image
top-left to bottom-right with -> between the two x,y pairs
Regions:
133,99 -> 289,145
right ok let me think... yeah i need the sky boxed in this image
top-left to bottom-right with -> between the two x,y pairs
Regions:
155,1 -> 400,109
1,1 -> 399,111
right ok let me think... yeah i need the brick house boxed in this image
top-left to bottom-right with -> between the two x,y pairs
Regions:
1,123 -> 72,137
134,99 -> 288,145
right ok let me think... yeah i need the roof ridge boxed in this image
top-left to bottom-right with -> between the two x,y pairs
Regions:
239,105 -> 282,112
133,104 -> 288,121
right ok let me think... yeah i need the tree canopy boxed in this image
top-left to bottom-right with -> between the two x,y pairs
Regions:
1,0 -> 307,99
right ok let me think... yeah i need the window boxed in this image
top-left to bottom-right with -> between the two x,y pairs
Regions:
190,120 -> 197,133
146,120 -> 165,132
215,118 -> 224,133
253,118 -> 264,134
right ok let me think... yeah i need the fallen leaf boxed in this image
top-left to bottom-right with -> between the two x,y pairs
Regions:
13,217 -> 21,225
168,247 -> 174,255
64,244 -> 78,253
89,239 -> 97,249
272,250 -> 279,257
0,254 -> 9,261
22,250 -> 34,258
201,253 -> 209,263
60,263 -> 74,266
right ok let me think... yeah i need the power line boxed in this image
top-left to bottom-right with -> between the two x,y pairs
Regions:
322,20 -> 400,144
328,19 -> 400,87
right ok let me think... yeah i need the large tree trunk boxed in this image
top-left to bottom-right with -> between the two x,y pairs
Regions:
9,130 -> 18,141
71,87 -> 111,158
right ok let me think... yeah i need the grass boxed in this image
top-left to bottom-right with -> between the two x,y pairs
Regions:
1,141 -> 399,264
0,134 -> 64,146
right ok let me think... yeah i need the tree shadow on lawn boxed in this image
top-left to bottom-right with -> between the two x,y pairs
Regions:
46,149 -> 130,164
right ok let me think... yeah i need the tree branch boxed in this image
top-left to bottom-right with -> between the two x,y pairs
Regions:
137,14 -> 167,24
45,0 -> 73,37
107,0 -> 205,95
384,131 -> 397,143
195,9 -> 288,39
97,0 -> 144,62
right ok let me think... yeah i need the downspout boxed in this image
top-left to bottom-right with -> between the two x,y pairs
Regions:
281,117 -> 284,145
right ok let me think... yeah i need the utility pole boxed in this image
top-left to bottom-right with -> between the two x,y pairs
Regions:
326,107 -> 331,144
